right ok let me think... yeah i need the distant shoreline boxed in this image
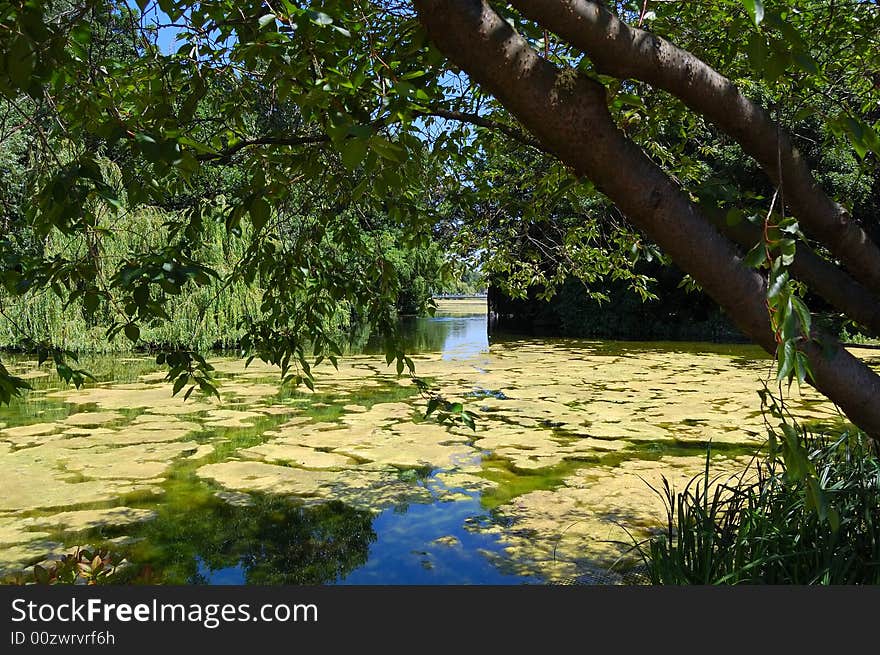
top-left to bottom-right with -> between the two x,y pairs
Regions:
432,295 -> 487,300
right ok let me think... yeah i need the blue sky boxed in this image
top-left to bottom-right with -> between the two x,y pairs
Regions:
124,1 -> 182,54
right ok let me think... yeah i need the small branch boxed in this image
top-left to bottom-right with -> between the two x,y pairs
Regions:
196,134 -> 329,161
415,108 -> 543,149
196,107 -> 543,162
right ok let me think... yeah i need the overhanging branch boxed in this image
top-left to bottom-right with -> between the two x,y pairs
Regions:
196,108 -> 541,162
508,0 -> 880,298
413,0 -> 880,439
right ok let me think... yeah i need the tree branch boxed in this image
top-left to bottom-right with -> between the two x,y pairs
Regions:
711,212 -> 880,338
507,0 -> 880,298
413,0 -> 880,439
196,134 -> 329,161
415,108 -> 542,147
196,109 -> 540,162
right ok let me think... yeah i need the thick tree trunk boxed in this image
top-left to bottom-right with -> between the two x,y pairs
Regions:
507,0 -> 880,299
711,214 -> 880,338
412,0 -> 880,439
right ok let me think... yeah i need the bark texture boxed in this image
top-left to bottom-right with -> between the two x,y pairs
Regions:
413,0 -> 880,438
711,214 -> 880,338
507,0 -> 880,298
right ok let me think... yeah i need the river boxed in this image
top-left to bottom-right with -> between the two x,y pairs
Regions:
0,299 -> 872,583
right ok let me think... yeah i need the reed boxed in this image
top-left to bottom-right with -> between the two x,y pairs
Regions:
641,429 -> 880,584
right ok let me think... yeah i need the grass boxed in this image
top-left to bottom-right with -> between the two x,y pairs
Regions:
640,428 -> 880,584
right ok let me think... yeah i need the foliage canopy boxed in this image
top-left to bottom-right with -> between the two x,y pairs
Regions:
1,1 -> 878,432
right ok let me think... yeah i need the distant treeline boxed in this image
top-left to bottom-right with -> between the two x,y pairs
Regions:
0,160 -> 466,353
488,261 -> 866,343
488,264 -> 743,342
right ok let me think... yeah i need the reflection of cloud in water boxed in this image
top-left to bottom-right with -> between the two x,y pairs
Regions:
438,315 -> 489,361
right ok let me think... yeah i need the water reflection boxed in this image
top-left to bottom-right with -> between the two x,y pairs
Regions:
436,313 -> 489,361
336,493 -> 538,585
6,298 -> 856,584
116,481 -> 535,584
122,496 -> 376,585
364,299 -> 489,358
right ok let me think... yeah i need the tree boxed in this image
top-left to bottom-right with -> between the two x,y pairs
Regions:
1,1 -> 879,437
415,0 -> 880,439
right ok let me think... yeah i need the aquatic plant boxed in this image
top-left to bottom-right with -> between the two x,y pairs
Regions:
641,426 -> 880,584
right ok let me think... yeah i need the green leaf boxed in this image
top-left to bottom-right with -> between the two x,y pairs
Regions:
258,14 -> 276,29
172,374 -> 188,396
726,209 -> 745,226
124,323 -> 140,343
794,350 -> 811,386
742,0 -> 765,27
460,411 -> 476,432
743,243 -> 767,269
767,271 -> 788,299
83,292 -> 100,313
8,36 -> 36,89
308,11 -> 334,26
249,196 -> 271,231
792,51 -> 819,76
793,106 -> 816,122
197,377 -> 220,399
340,138 -> 368,170
746,33 -> 768,71
781,300 -> 798,341
763,47 -> 790,84
779,238 -> 796,266
791,296 -> 812,337
827,506 -> 840,533
777,339 -> 796,383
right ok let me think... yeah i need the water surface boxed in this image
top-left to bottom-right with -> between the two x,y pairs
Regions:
0,300 -> 870,583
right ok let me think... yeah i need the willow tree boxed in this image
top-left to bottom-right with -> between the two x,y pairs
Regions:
1,1 -> 879,436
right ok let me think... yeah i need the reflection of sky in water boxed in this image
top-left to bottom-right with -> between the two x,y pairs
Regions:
334,493 -> 538,585
192,483 -> 538,585
437,315 -> 489,361
196,558 -> 244,585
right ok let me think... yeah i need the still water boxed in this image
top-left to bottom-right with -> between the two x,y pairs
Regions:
0,300 -> 868,584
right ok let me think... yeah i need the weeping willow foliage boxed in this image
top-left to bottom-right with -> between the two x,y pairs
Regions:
0,156 -> 364,353
2,206 -> 255,352
0,148 -> 454,354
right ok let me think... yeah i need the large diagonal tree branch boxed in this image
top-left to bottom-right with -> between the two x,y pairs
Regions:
507,0 -> 880,298
413,0 -> 880,439
711,215 -> 880,338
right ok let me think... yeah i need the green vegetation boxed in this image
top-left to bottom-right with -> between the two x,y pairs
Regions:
1,0 -> 880,585
0,191 -> 451,352
3,547 -> 121,585
642,424 -> 880,584
123,495 -> 376,585
1,0 -> 879,431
